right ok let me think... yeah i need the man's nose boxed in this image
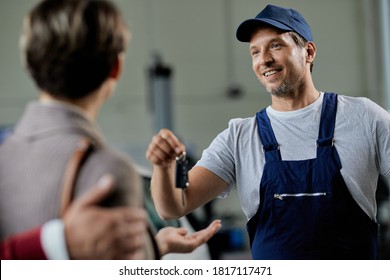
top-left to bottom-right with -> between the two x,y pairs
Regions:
260,51 -> 274,66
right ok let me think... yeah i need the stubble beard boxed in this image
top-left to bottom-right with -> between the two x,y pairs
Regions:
262,76 -> 303,98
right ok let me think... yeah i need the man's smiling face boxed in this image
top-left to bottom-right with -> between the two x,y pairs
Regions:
249,26 -> 309,98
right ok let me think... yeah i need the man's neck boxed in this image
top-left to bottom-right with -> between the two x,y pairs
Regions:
270,83 -> 320,112
39,92 -> 100,121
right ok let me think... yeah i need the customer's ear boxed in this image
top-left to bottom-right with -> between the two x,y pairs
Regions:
109,53 -> 125,80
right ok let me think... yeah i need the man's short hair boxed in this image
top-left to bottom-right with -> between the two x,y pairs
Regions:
20,0 -> 130,99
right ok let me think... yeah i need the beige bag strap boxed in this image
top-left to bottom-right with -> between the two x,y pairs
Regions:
59,137 -> 93,218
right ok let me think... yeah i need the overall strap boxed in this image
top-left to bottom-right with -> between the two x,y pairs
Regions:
317,92 -> 338,147
256,109 -> 281,161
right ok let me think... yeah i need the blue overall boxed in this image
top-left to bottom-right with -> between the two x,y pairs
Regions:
247,93 -> 378,259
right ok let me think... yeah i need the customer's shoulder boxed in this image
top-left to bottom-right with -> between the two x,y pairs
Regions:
90,145 -> 136,171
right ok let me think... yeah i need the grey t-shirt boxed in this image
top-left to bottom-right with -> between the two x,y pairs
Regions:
196,92 -> 390,221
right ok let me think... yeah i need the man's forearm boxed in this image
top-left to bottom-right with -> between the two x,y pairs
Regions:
151,165 -> 185,219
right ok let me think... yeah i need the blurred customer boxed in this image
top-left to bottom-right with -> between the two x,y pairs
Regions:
0,0 -> 220,259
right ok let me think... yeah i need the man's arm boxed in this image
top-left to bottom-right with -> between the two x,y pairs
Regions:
0,227 -> 45,260
146,129 -> 228,220
62,175 -> 148,260
1,175 -> 148,260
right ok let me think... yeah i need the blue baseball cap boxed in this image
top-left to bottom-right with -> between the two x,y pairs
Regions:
236,4 -> 313,42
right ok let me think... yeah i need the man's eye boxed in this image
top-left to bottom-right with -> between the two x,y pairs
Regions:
251,50 -> 259,56
271,43 -> 280,49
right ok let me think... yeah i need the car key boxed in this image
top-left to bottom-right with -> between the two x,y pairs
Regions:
175,152 -> 189,207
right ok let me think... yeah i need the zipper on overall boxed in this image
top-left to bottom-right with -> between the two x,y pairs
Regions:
274,192 -> 327,200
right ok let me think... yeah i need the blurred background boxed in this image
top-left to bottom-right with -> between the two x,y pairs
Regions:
0,0 -> 389,259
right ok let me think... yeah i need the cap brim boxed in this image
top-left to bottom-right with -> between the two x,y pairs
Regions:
236,18 -> 293,42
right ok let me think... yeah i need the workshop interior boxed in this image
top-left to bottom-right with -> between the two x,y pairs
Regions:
0,0 -> 390,259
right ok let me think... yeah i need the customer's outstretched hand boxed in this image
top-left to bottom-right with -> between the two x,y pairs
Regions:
155,219 -> 222,256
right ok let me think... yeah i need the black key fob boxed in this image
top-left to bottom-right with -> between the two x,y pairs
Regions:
175,152 -> 189,189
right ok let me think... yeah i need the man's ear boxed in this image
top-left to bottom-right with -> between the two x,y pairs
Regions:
109,53 -> 125,80
306,41 -> 316,63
